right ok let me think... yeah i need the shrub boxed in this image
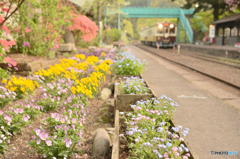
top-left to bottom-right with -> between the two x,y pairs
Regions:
106,28 -> 122,43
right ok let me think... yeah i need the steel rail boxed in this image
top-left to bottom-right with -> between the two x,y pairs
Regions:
165,49 -> 240,69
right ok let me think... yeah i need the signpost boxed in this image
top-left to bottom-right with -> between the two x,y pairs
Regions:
209,25 -> 215,44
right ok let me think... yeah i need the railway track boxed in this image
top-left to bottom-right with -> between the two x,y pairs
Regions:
136,44 -> 240,90
165,49 -> 240,69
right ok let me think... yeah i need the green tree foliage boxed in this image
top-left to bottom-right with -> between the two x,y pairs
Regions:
122,19 -> 134,38
172,0 -> 230,21
190,11 -> 213,32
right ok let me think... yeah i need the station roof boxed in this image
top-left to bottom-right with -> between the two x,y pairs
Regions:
212,13 -> 240,24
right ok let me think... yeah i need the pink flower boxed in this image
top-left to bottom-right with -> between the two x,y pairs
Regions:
135,106 -> 141,110
183,156 -> 188,159
51,113 -> 56,118
173,134 -> 179,138
0,111 -> 3,115
55,116 -> 59,121
186,153 -> 191,157
163,152 -> 168,158
23,115 -> 29,122
151,118 -> 155,122
39,133 -> 48,140
164,110 -> 168,114
46,140 -> 52,146
65,138 -> 72,147
67,119 -> 71,124
34,129 -> 41,136
174,152 -> 180,157
37,138 -> 41,144
172,147 -> 178,152
60,118 -> 65,123
134,138 -> 139,142
129,131 -> 133,135
25,27 -> 31,33
179,137 -> 184,141
72,118 -> 76,124
145,117 -> 150,120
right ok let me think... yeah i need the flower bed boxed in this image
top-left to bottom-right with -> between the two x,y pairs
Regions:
114,76 -> 154,112
0,51 -> 113,158
110,50 -> 197,159
112,87 -> 196,159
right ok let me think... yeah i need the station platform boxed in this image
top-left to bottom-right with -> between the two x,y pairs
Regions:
178,44 -> 240,60
128,45 -> 240,159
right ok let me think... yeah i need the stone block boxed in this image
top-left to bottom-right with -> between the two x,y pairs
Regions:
99,88 -> 112,101
58,43 -> 76,52
93,128 -> 111,157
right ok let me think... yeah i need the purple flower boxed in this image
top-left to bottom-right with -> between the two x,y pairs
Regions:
14,67 -> 18,70
8,63 -> 12,68
22,42 -> 30,48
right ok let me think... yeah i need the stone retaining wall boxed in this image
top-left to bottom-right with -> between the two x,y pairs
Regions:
0,58 -> 60,76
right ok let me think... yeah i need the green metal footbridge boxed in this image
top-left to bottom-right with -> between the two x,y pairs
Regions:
106,7 -> 195,43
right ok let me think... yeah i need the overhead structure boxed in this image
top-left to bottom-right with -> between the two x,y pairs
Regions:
117,7 -> 194,43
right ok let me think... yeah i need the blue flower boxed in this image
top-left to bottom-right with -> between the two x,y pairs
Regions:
119,112 -> 124,115
127,113 -> 132,116
130,122 -> 134,125
158,154 -> 163,158
166,142 -> 172,147
159,122 -> 166,126
179,147 -> 183,152
118,65 -> 122,68
131,105 -> 136,108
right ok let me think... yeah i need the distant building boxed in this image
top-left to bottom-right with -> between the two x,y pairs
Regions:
213,13 -> 240,46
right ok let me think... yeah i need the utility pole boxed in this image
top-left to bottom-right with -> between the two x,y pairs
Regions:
118,6 -> 120,30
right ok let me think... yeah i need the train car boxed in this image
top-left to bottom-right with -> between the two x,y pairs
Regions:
140,22 -> 177,48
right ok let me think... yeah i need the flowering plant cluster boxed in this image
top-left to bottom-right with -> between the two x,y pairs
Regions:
113,51 -> 147,75
120,96 -> 191,159
0,1 -> 18,79
78,47 -> 116,61
30,97 -> 86,158
0,86 -> 16,107
118,76 -> 150,94
2,76 -> 39,99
